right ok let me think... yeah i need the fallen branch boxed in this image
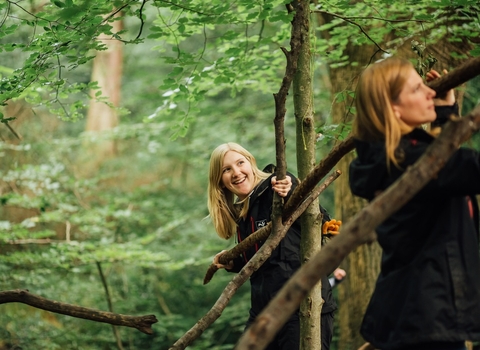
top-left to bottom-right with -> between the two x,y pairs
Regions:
0,289 -> 158,335
235,104 -> 480,349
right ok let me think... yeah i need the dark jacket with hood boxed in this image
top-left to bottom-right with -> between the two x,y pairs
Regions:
349,105 -> 480,349
226,168 -> 337,323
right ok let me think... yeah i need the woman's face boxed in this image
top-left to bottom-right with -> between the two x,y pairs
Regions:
392,67 -> 437,127
221,151 -> 255,200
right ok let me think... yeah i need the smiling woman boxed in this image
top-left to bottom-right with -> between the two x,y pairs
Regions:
220,151 -> 256,200
207,142 -> 338,350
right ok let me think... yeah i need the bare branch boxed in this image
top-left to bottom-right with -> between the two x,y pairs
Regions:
274,1 -> 308,181
284,135 -> 354,219
313,10 -> 389,54
0,289 -> 158,335
96,262 -> 124,349
3,121 -> 21,139
134,0 -> 148,40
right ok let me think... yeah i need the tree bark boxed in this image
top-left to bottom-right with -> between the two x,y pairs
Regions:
0,289 -> 157,335
292,2 -> 323,349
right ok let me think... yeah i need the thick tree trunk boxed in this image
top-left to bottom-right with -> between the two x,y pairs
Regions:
325,40 -> 382,349
335,152 -> 382,349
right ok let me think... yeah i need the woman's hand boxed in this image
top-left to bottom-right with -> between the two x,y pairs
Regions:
213,250 -> 234,269
271,175 -> 292,197
426,69 -> 455,106
333,268 -> 347,281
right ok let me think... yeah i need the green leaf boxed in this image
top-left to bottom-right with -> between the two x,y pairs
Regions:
471,46 -> 480,57
169,67 -> 184,76
53,0 -> 65,8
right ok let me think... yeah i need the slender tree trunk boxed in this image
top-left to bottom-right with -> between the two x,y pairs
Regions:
293,3 -> 322,349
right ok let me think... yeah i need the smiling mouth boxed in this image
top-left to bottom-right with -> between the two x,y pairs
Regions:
233,178 -> 246,185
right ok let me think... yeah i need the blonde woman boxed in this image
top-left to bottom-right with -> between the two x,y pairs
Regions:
208,142 -> 337,350
349,57 -> 480,350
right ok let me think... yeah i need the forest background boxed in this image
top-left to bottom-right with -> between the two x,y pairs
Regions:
1,0 -> 480,349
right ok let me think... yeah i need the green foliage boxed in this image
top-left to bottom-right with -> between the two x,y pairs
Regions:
0,0 -> 479,349
0,0 -> 141,119
313,0 -> 480,67
0,83 -> 280,348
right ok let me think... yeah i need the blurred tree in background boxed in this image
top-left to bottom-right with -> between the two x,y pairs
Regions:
0,0 -> 479,349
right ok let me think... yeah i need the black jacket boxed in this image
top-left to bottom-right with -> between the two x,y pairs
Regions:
349,105 -> 480,349
227,169 -> 337,319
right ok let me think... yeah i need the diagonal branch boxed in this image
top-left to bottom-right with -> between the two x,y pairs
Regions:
235,104 -> 480,350
0,289 -> 158,335
427,55 -> 480,96
97,262 -> 124,350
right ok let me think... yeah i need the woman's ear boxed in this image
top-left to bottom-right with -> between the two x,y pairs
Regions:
392,105 -> 401,119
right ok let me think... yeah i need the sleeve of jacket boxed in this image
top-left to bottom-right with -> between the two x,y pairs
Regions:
285,171 -> 300,200
226,170 -> 299,273
226,254 -> 246,273
431,103 -> 459,128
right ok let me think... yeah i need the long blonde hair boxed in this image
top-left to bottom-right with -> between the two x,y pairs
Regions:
207,143 -> 270,239
354,57 -> 416,168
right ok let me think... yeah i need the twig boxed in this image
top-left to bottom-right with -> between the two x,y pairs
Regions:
97,262 -> 124,350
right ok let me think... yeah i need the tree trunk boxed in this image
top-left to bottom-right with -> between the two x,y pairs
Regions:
293,3 -> 322,349
313,9 -> 383,346
335,151 -> 382,350
83,14 -> 123,169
